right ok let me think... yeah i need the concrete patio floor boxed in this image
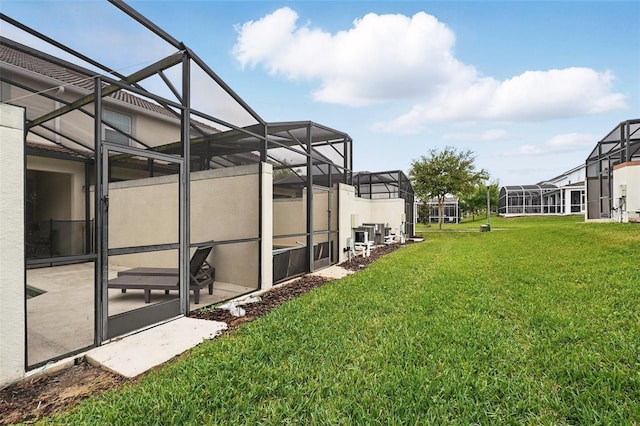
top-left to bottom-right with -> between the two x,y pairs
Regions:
82,263 -> 352,378
26,263 -> 255,366
23,263 -> 351,380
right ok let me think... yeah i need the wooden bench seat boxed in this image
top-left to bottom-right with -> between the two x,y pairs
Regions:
108,274 -> 213,304
108,244 -> 215,304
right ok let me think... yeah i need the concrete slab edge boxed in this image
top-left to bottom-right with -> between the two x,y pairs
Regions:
11,264 -> 353,386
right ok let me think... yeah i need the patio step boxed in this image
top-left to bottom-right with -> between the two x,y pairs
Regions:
86,317 -> 227,378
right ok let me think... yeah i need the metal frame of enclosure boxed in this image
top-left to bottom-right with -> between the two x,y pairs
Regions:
268,121 -> 352,283
353,170 -> 415,236
163,119 -> 352,284
586,119 -> 640,220
498,184 -> 562,215
1,1 -> 352,369
425,197 -> 460,223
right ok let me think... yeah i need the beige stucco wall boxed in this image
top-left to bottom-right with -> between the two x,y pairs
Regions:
108,174 -> 179,252
191,165 -> 261,287
272,186 -> 337,245
105,164 -> 265,287
313,188 -> 331,231
274,183 -> 404,264
26,156 -> 86,221
273,198 -> 306,246
5,65 -> 182,151
337,183 -> 405,263
612,162 -> 640,223
0,103 -> 26,386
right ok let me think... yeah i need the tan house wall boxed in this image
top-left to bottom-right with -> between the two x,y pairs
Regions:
104,100 -> 181,149
26,156 -> 86,221
5,63 -> 184,152
103,164 -> 266,288
273,198 -> 306,246
272,186 -> 337,247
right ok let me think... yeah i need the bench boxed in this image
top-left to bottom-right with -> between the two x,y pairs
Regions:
108,273 -> 213,304
108,245 -> 215,304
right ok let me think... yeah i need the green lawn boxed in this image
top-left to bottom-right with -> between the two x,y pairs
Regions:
45,216 -> 640,425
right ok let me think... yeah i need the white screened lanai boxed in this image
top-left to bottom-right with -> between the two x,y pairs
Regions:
498,184 -> 563,216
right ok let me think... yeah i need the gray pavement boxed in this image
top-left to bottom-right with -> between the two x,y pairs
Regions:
86,317 -> 227,378
25,263 -> 352,379
26,263 -> 254,366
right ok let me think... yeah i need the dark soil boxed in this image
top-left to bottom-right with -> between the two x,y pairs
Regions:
0,362 -> 126,425
0,243 -> 406,425
339,242 -> 403,271
189,274 -> 331,331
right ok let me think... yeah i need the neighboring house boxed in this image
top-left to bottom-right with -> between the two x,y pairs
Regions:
0,7 -> 414,385
585,119 -> 640,222
1,43 -> 189,261
498,164 -> 586,216
422,196 -> 461,224
499,119 -> 640,221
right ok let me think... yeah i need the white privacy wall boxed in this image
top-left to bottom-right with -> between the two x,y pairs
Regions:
337,183 -> 405,263
0,104 -> 26,385
613,162 -> 640,223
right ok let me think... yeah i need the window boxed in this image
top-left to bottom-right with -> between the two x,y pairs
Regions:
103,110 -> 131,145
571,190 -> 584,213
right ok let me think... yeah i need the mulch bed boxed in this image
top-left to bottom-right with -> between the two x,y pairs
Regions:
0,242 -> 407,425
0,362 -> 126,425
339,242 -> 403,271
189,243 -> 405,331
188,275 -> 331,331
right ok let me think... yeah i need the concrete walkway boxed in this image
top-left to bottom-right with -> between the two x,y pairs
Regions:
32,264 -> 353,380
310,264 -> 354,280
84,265 -> 354,378
86,317 -> 227,378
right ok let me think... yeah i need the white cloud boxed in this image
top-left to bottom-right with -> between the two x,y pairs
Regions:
380,68 -> 626,132
545,132 -> 596,153
504,132 -> 595,157
234,8 -> 475,106
234,8 -> 627,126
505,144 -> 544,156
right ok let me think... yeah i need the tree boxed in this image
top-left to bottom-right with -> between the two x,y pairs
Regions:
417,202 -> 431,225
487,182 -> 500,215
460,181 -> 500,221
273,160 -> 302,182
410,146 -> 488,229
273,166 -> 297,182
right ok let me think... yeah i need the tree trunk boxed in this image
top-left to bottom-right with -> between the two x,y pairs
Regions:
438,197 -> 444,230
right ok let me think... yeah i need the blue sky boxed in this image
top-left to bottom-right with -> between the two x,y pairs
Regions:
2,1 -> 638,185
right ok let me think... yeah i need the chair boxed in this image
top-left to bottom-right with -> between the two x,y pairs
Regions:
108,244 -> 215,304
